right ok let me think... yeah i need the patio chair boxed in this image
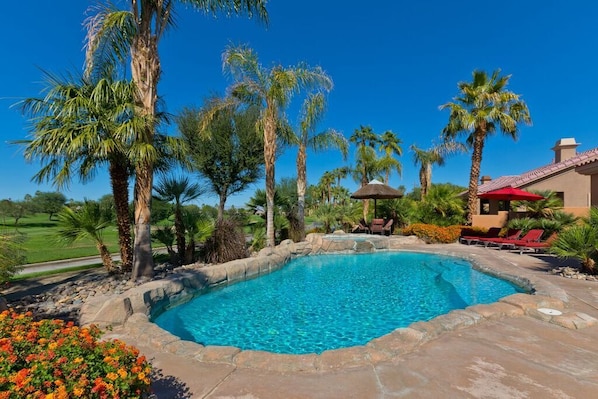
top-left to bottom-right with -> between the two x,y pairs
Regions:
370,218 -> 385,234
351,219 -> 370,234
382,219 -> 394,236
460,227 -> 502,245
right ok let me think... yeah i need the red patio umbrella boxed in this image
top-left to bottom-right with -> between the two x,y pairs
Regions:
478,186 -> 544,201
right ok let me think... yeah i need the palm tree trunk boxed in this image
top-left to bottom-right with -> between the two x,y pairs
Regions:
296,143 -> 307,241
264,109 -> 277,247
109,161 -> 133,272
466,129 -> 485,224
130,31 -> 160,280
174,207 -> 185,265
218,190 -> 227,222
97,242 -> 114,272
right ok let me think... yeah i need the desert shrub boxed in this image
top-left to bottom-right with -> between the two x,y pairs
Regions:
402,223 -> 462,243
0,311 -> 151,398
203,219 -> 248,264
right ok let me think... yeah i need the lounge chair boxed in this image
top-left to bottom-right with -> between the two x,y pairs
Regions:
382,219 -> 394,236
477,229 -> 522,247
460,227 -> 502,245
514,232 -> 558,254
370,218 -> 385,234
491,229 -> 545,250
351,219 -> 370,234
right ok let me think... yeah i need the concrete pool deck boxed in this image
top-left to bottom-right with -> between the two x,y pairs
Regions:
95,238 -> 598,398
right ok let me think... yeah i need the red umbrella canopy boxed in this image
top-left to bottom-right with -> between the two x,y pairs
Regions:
478,186 -> 544,201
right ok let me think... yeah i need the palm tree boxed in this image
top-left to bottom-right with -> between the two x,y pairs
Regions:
222,44 -> 333,247
551,225 -> 598,274
288,92 -> 348,241
19,72 -> 147,273
410,140 -> 466,199
378,130 -> 402,184
153,175 -> 203,265
330,166 -> 350,187
84,1 -> 268,279
440,69 -> 531,224
56,201 -> 115,271
350,125 -> 382,219
318,171 -> 336,205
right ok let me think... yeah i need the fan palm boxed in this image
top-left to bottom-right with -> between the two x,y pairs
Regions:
153,175 -> 204,265
440,69 -> 531,224
56,201 -> 115,271
551,225 -> 598,274
84,0 -> 268,279
18,72 -> 148,272
222,44 -> 333,247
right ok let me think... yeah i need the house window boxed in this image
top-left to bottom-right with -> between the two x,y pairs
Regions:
554,191 -> 564,206
480,199 -> 490,214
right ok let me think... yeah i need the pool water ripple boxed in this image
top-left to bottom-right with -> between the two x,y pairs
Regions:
153,252 -> 523,354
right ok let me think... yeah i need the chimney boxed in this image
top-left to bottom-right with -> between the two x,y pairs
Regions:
552,138 -> 579,163
480,175 -> 492,185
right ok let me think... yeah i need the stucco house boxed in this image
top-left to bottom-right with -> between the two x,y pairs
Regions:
473,138 -> 598,228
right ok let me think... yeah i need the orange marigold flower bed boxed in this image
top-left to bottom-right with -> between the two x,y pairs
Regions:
402,223 -> 464,243
0,311 -> 152,398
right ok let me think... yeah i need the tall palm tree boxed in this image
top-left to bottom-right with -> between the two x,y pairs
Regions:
349,125 -> 380,187
440,69 -> 531,224
222,44 -> 333,247
84,1 -> 268,279
288,92 -> 347,241
410,140 -> 466,199
153,175 -> 203,265
56,201 -> 115,271
378,130 -> 402,184
350,125 -> 382,219
18,72 -> 147,273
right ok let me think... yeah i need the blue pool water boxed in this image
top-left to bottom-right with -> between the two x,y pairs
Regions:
153,252 -> 524,354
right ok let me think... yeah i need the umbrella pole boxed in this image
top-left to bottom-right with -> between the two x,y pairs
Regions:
374,199 -> 377,218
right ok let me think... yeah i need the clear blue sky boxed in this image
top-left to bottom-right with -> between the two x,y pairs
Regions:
1,1 -> 598,208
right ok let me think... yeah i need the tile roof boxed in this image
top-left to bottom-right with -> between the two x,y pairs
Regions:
477,147 -> 598,194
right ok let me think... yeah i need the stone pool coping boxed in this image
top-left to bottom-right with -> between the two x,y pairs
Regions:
80,233 -> 585,374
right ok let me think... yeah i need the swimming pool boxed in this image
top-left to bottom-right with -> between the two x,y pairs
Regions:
153,252 -> 524,354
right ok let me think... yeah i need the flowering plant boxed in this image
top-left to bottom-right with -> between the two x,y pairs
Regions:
402,223 -> 463,243
0,311 -> 151,398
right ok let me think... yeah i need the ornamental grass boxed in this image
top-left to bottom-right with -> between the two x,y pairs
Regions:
0,311 -> 151,398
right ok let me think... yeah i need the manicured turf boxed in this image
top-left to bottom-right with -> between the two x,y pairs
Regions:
1,213 -> 119,264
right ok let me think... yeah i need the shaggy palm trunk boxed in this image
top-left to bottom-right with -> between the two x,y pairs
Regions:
466,129 -> 486,225
109,161 -> 133,272
130,32 -> 160,280
174,206 -> 185,265
296,143 -> 307,241
264,109 -> 277,247
97,242 -> 115,272
419,164 -> 431,199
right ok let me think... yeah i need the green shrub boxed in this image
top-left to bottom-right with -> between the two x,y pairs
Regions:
0,311 -> 151,398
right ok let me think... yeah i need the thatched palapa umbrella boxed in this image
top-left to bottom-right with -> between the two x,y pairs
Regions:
351,179 -> 403,218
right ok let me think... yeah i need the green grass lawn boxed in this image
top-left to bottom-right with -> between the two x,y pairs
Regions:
1,213 -> 120,264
